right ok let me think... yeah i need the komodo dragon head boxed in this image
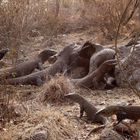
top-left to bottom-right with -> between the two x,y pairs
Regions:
64,92 -> 83,103
38,49 -> 57,63
79,41 -> 103,59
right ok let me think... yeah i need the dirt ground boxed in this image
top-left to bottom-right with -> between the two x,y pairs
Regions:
0,31 -> 140,140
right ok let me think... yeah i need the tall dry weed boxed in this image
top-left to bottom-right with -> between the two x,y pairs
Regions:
0,0 -> 138,48
82,0 -> 139,40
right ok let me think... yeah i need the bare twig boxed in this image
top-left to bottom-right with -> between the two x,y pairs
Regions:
123,0 -> 140,25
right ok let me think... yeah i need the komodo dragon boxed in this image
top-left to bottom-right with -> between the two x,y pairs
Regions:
1,44 -> 76,86
89,48 -> 116,73
85,105 -> 140,140
3,59 -> 117,87
89,48 -> 116,88
95,105 -> 140,124
65,93 -> 106,124
0,49 -> 56,80
66,41 -> 103,76
0,48 -> 9,60
3,69 -> 47,86
79,41 -> 103,59
71,59 -> 117,89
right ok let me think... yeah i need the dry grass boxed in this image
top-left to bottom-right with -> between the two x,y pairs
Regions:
0,0 -> 138,52
0,1 -> 140,139
0,85 -> 16,127
83,0 -> 139,40
1,107 -> 77,140
0,85 -> 39,128
42,75 -> 73,103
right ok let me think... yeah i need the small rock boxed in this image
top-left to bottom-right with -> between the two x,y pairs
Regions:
99,101 -> 105,105
106,90 -> 113,94
31,130 -> 48,140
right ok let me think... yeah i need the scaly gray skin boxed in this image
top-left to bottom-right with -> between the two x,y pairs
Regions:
3,59 -> 116,87
1,44 -> 76,86
65,93 -> 106,124
0,49 -> 56,79
79,41 -> 103,59
3,69 -> 47,86
68,41 -> 103,74
89,48 -> 116,74
0,48 -> 9,60
71,59 -> 117,89
95,105 -> 140,124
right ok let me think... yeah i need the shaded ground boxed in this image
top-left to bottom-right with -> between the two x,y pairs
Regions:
0,31 -> 140,140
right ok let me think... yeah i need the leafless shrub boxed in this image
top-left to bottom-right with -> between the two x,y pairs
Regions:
0,0 -> 138,48
0,85 -> 21,128
84,0 -> 139,40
